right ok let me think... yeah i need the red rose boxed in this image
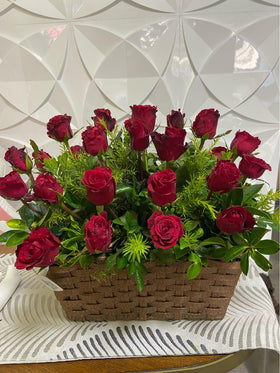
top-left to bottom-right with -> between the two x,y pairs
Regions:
81,167 -> 116,206
5,146 -> 30,172
239,154 -> 271,179
33,172 -> 63,203
151,127 -> 188,161
33,149 -> 51,170
216,206 -> 255,234
207,160 -> 241,194
148,169 -> 177,206
192,109 -> 220,139
85,211 -> 113,254
82,125 -> 108,156
92,108 -> 116,132
125,119 -> 150,151
70,145 -> 84,158
148,210 -> 183,249
0,171 -> 28,200
230,130 -> 261,156
129,104 -> 157,133
211,146 -> 228,161
166,109 -> 185,129
47,114 -> 73,142
15,227 -> 61,270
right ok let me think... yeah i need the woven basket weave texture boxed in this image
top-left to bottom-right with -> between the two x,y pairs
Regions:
47,260 -> 241,322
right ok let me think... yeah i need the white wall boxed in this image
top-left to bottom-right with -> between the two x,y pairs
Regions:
0,0 -> 279,189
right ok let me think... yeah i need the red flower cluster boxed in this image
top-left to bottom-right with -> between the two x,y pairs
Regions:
0,104 -> 274,273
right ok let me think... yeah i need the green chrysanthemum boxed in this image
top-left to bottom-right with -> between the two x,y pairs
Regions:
123,234 -> 150,263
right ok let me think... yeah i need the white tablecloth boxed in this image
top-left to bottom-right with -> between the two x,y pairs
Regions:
0,254 -> 279,364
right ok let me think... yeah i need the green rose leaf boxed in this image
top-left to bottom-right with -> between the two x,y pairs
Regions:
200,237 -> 226,247
242,184 -> 263,204
30,139 -> 40,158
79,254 -> 94,269
251,251 -> 272,272
255,239 -> 279,254
117,256 -> 128,269
211,247 -> 227,258
232,232 -> 248,246
224,245 -> 246,262
188,251 -> 201,263
249,227 -> 269,245
25,154 -> 33,171
187,262 -> 202,280
7,219 -> 27,230
116,185 -> 133,194
128,262 -> 136,276
0,230 -> 26,243
173,245 -> 190,259
106,253 -> 117,271
240,252 -> 249,275
245,207 -> 272,220
135,269 -> 144,293
228,187 -> 243,206
6,231 -> 30,247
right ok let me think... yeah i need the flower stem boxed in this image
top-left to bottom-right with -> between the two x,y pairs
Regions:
241,176 -> 247,186
104,205 -> 118,219
143,150 -> 148,172
199,138 -> 206,151
61,202 -> 82,220
21,199 -> 43,216
27,171 -> 35,187
207,190 -> 213,200
138,152 -> 144,180
98,154 -> 106,167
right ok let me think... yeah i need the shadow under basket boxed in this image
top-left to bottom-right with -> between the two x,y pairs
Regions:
47,260 -> 241,322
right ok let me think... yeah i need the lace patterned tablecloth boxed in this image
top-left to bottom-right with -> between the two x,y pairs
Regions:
0,254 -> 279,364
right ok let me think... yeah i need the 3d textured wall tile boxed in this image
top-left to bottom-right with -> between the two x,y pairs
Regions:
0,0 -> 279,191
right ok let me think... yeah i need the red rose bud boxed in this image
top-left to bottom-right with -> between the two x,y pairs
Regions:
92,108 -> 116,132
148,168 -> 177,206
125,119 -> 150,151
151,127 -> 188,161
239,154 -> 271,179
85,211 -> 113,254
129,104 -> 157,134
0,171 -> 28,200
211,146 -> 228,161
230,130 -> 261,156
82,125 -> 108,156
207,160 -> 241,194
47,114 -> 73,142
192,109 -> 220,139
5,146 -> 30,172
15,227 -> 61,270
216,206 -> 255,235
33,172 -> 63,203
166,109 -> 185,129
82,167 -> 116,206
33,149 -> 51,170
148,210 -> 183,249
70,145 -> 84,158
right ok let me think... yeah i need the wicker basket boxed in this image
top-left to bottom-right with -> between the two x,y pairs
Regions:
47,259 -> 241,322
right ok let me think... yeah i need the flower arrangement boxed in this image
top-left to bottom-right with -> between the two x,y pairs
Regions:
0,105 -> 279,293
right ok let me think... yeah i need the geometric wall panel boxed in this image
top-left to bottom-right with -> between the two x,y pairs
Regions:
0,0 -> 279,193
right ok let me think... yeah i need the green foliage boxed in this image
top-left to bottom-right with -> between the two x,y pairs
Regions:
174,175 -> 217,220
